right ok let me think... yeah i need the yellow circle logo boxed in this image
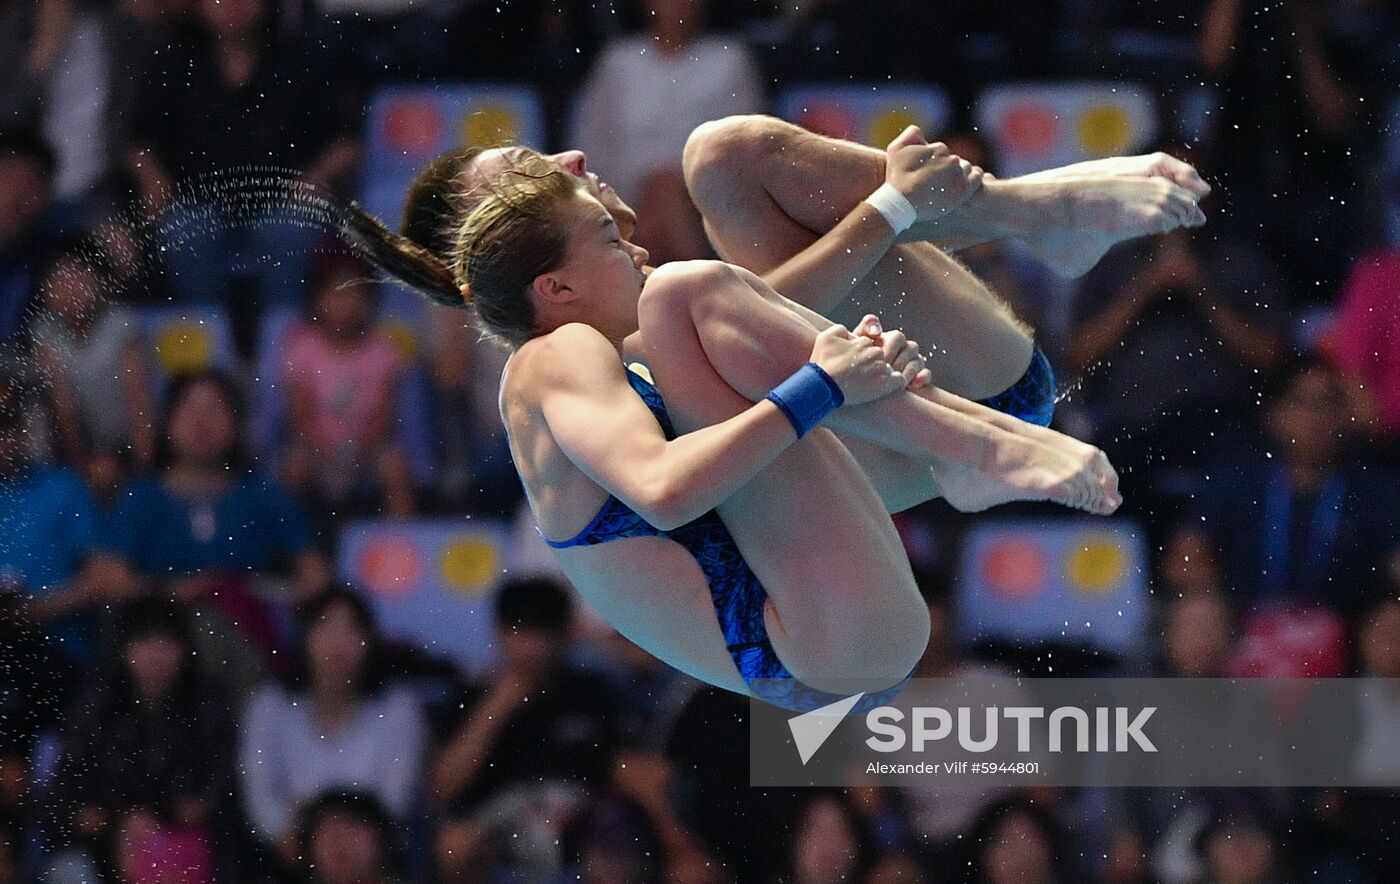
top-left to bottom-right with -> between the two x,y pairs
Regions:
379,321 -> 419,361
1078,105 -> 1132,155
463,107 -> 519,148
441,538 -> 499,594
870,109 -> 922,148
1065,536 -> 1126,594
155,322 -> 213,375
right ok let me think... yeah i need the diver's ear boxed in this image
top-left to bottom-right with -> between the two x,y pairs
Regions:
531,271 -> 573,305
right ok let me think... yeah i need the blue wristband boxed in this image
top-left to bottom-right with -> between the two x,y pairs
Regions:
766,363 -> 845,438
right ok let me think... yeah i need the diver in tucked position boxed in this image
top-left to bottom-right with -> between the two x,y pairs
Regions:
339,143 -> 1138,710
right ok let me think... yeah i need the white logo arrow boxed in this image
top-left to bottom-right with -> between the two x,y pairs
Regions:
788,693 -> 866,765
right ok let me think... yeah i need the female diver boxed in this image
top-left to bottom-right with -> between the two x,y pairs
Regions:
337,158 -> 1120,712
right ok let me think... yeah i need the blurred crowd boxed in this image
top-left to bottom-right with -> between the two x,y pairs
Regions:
1,0 -> 1399,881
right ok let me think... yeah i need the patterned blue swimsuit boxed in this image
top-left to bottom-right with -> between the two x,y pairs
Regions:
543,365 -> 913,714
542,349 -> 1057,713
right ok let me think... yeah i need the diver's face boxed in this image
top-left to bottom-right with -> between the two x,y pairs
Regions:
472,147 -> 639,240
550,193 -> 649,336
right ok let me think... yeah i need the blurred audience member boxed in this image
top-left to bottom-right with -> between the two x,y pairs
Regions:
424,314 -> 520,515
1199,0 -> 1393,294
0,0 -> 118,218
282,250 -> 416,518
594,746 -> 724,884
967,797 -> 1074,884
432,576 -> 621,882
107,371 -> 330,689
30,234 -> 154,468
45,598 -> 232,884
572,0 -> 762,263
0,583 -> 74,880
1321,247 -> 1400,441
122,0 -> 359,327
1194,806 -> 1289,884
1296,597 -> 1400,882
239,587 -> 427,869
780,791 -> 876,884
0,128 -> 57,343
1069,226 -> 1289,499
862,852 -> 928,884
1168,358 -> 1400,621
1159,593 -> 1235,678
1105,593 -> 1245,884
0,357 -> 137,658
901,593 -> 1019,871
297,790 -> 408,884
1156,527 -> 1228,599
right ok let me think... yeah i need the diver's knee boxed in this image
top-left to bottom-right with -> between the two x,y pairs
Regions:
683,116 -> 780,205
640,260 -> 740,313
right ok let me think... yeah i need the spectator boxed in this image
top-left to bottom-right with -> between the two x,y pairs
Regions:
572,0 -> 763,263
779,791 -> 876,884
238,587 -> 427,868
0,583 -> 74,881
1068,224 -> 1289,506
0,356 -> 137,658
29,234 -> 155,468
432,576 -> 622,882
1104,593 -> 1249,884
1321,247 -> 1400,443
1168,357 -> 1400,620
122,0 -> 359,334
423,314 -> 519,515
1199,0 -> 1393,294
968,797 -> 1075,884
45,597 -> 233,884
108,370 -> 331,686
1159,592 -> 1235,678
594,747 -> 725,884
0,128 -> 57,343
281,250 -> 416,518
297,790 -> 408,884
0,0 -> 120,220
1156,527 -> 1228,599
1294,597 -> 1400,882
901,593 -> 1021,871
1194,806 -> 1290,884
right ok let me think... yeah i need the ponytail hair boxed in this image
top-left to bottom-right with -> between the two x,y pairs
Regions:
322,145 -> 492,311
327,145 -> 578,348
328,192 -> 463,309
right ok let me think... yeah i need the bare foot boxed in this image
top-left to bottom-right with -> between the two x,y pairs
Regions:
933,430 -> 1121,516
1022,176 -> 1207,278
1009,151 -> 1211,199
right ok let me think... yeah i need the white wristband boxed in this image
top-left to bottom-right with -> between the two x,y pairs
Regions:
863,182 -> 918,235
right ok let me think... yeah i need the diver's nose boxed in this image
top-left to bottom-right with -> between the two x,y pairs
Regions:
554,150 -> 587,177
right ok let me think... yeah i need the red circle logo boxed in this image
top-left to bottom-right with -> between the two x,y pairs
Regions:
383,98 -> 444,157
1002,103 -> 1059,157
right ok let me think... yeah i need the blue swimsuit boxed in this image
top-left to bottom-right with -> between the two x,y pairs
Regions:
543,350 -> 1055,714
544,365 -> 912,714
